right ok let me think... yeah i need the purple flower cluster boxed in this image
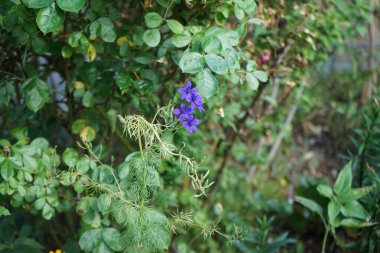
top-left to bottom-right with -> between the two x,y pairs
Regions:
173,81 -> 203,133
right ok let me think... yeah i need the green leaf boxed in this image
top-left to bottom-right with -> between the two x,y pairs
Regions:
22,78 -> 51,112
179,52 -> 205,74
328,201 -> 341,222
317,184 -> 333,198
145,12 -> 163,28
352,186 -> 373,200
202,36 -> 222,54
79,229 -> 102,251
253,70 -> 268,82
57,0 -> 86,12
166,19 -> 184,34
72,119 -> 86,134
247,18 -> 264,25
143,28 -> 161,47
106,109 -> 117,132
42,203 -> 55,220
1,159 -> 14,181
63,148 -> 79,167
206,27 -> 239,50
61,46 -> 73,58
24,0 -> 53,8
295,196 -> 324,219
334,161 -> 352,198
102,228 -> 122,251
246,73 -> 259,90
195,68 -> 218,99
0,206 -> 10,217
82,91 -> 94,107
341,201 -> 370,220
204,54 -> 228,75
98,18 -> 116,43
76,157 -> 90,173
340,218 -> 375,228
36,3 -> 64,34
222,48 -> 238,68
172,33 -> 191,48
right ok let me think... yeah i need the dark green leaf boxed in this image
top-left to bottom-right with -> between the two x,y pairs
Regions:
36,3 -> 64,34
57,0 -> 86,13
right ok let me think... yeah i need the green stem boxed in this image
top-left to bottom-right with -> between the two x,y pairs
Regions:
322,228 -> 330,253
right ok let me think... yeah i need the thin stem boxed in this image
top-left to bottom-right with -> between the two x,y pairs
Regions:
138,125 -> 144,157
322,228 -> 330,253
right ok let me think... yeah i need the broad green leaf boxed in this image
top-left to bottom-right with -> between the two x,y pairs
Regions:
82,91 -> 94,107
26,88 -> 44,112
61,46 -> 73,58
79,229 -> 102,251
328,201 -> 341,222
202,36 -> 222,54
22,78 -> 51,112
68,31 -> 84,47
352,186 -> 373,200
246,73 -> 259,90
179,52 -> 205,74
34,198 -> 46,210
334,161 -> 352,198
1,159 -> 14,181
36,3 -> 64,34
253,70 -> 268,82
172,33 -> 191,48
222,48 -> 238,68
72,119 -> 86,134
341,201 -> 369,220
144,12 -> 163,28
76,157 -> 90,173
340,218 -> 375,228
206,27 -> 239,50
98,18 -> 116,42
317,184 -> 333,198
143,28 -> 161,47
295,196 -> 324,219
24,0 -> 53,8
0,206 -> 10,217
204,54 -> 228,75
57,0 -> 86,12
63,148 -> 79,167
195,68 -> 218,99
102,228 -> 122,251
42,203 -> 55,220
166,19 -> 184,34
234,5 -> 245,20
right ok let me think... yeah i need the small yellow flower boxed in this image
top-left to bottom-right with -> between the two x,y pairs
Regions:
49,251 -> 54,253
55,250 -> 62,253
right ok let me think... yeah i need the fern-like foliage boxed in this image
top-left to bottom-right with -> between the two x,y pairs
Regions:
348,99 -> 380,253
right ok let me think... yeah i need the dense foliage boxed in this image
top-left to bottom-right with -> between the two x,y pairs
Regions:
0,0 -> 378,252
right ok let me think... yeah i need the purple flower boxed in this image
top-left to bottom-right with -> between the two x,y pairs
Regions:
178,81 -> 199,102
173,102 -> 194,121
188,93 -> 204,112
182,115 -> 199,133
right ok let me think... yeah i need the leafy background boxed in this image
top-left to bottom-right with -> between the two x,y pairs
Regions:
0,0 -> 379,252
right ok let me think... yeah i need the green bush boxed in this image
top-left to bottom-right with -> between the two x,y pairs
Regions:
0,0 -> 376,252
